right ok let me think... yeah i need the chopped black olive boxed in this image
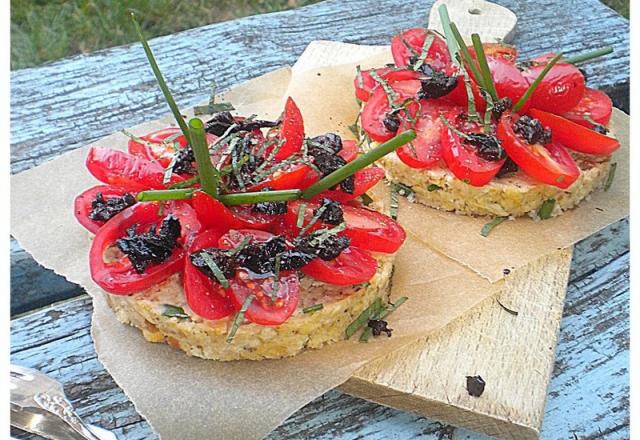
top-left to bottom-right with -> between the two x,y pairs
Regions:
296,233 -> 351,261
190,248 -> 237,280
383,112 -> 401,132
592,124 -> 609,135
368,319 -> 393,337
578,67 -> 588,82
503,268 -> 511,275
491,97 -> 512,121
339,175 -> 355,194
496,157 -> 519,177
310,148 -> 347,177
315,198 -> 344,225
116,215 -> 181,274
236,236 -> 287,274
308,133 -> 343,155
171,146 -> 197,175
252,200 -> 288,215
89,192 -> 136,222
416,66 -> 459,99
513,115 -> 552,145
464,134 -> 507,161
465,375 -> 486,397
279,249 -> 316,271
205,111 -> 280,136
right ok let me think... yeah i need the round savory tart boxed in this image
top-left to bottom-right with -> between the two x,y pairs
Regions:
355,27 -> 620,218
76,97 -> 407,361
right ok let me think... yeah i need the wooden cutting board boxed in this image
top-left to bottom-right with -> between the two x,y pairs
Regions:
340,2 -> 568,438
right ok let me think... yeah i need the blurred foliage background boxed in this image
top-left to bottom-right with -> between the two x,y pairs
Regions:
11,0 -> 629,70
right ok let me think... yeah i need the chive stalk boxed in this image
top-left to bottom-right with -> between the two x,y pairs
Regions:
301,130 -> 416,199
360,296 -> 408,342
168,176 -> 199,189
512,53 -> 563,112
189,118 -> 219,197
471,33 -> 499,101
131,13 -> 191,146
438,4 -> 459,62
449,23 -> 486,91
217,189 -> 301,206
137,188 -> 195,202
564,47 -> 613,65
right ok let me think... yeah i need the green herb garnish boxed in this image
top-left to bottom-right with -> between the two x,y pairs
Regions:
303,304 -> 324,314
538,199 -> 556,220
360,193 -> 374,206
355,65 -> 364,88
227,294 -> 254,343
513,53 -> 563,112
360,296 -> 408,342
471,33 -> 499,101
137,188 -> 195,202
296,203 -> 307,228
194,102 -> 235,115
563,47 -> 613,65
480,216 -> 508,237
346,298 -> 383,339
189,118 -> 220,197
412,33 -> 435,71
200,252 -> 230,288
390,184 -> 399,220
162,304 -> 189,319
604,162 -> 617,191
427,184 -> 442,192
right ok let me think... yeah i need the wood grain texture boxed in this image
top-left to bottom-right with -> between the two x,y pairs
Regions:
9,0 -> 629,315
10,219 -> 628,439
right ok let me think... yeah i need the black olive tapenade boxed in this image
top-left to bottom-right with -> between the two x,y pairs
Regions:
307,133 -> 343,155
463,133 -> 507,161
314,198 -> 344,225
383,112 -> 401,132
491,97 -> 512,121
116,215 -> 181,274
306,134 -> 355,194
205,111 -> 280,137
496,157 -> 519,177
513,115 -> 552,145
89,192 -> 137,223
171,146 -> 197,175
368,319 -> 393,337
416,64 -> 459,100
296,233 -> 351,261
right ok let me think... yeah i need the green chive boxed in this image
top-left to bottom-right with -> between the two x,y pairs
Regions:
513,53 -> 563,112
413,33 -> 435,71
480,216 -> 508,237
449,23 -> 485,91
163,153 -> 178,185
194,102 -> 235,115
471,33 -> 499,101
189,118 -> 219,198
390,184 -> 399,220
438,5 -> 459,62
427,184 -> 442,192
302,130 -> 416,199
303,304 -> 324,314
296,203 -> 307,228
137,188 -> 195,201
168,176 -> 199,189
346,298 -> 383,339
604,162 -> 617,191
131,13 -> 191,146
200,252 -> 230,288
563,47 -> 613,65
356,65 -> 364,88
538,199 -> 556,220
369,70 -> 399,109
162,304 -> 189,319
227,294 -> 254,343
217,189 -> 301,206
360,296 -> 408,342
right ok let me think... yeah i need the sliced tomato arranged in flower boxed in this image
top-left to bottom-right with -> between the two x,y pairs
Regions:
314,167 -> 385,203
127,128 -> 186,166
74,185 -> 137,234
391,28 -> 451,70
86,146 -> 184,190
184,229 -> 235,320
218,229 -> 300,325
90,201 -> 202,295
396,100 -> 462,168
360,80 -> 421,142
562,88 -> 613,127
440,113 -> 506,187
247,161 -> 310,191
229,205 -> 280,231
497,113 -> 580,189
339,140 -> 359,162
469,43 -> 517,64
191,191 -> 237,232
354,67 -> 420,102
529,109 -> 620,155
301,246 -> 377,286
520,62 -> 585,114
263,97 -> 304,161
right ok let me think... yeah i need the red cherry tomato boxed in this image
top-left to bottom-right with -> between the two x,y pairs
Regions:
74,185 -> 137,234
391,28 -> 451,70
521,63 -> 585,114
183,229 -> 235,320
339,140 -> 359,162
497,113 -> 580,189
529,109 -> 620,155
360,80 -> 421,142
248,161 -> 310,191
229,205 -> 279,231
396,100 -> 462,168
218,229 -> 300,325
315,167 -> 385,203
128,128 -> 219,169
86,147 -> 184,190
440,113 -> 505,187
301,246 -> 377,285
273,97 -> 304,160
469,43 -> 517,64
354,68 -> 420,102
191,191 -> 237,232
89,201 -> 202,295
562,88 -> 613,127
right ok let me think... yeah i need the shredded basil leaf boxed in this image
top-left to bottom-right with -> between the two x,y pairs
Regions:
427,184 -> 442,192
390,184 -> 399,220
360,296 -> 408,342
303,304 -> 324,314
296,203 -> 307,228
226,294 -> 254,343
200,252 -> 230,288
538,199 -> 556,220
162,304 -> 189,319
360,193 -> 374,206
604,162 -> 617,191
346,298 -> 383,339
480,216 -> 508,237
412,33 -> 435,71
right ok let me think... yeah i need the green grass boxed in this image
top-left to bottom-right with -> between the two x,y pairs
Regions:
11,0 -> 629,70
10,0 -> 320,70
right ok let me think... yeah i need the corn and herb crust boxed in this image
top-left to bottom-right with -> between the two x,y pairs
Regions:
376,149 -> 611,218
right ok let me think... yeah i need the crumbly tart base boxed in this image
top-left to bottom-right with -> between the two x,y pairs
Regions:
377,152 -> 611,218
105,254 -> 394,361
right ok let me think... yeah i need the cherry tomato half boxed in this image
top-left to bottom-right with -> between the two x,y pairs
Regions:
90,201 -> 202,295
562,88 -> 613,128
497,113 -> 580,189
521,63 -> 585,114
354,68 -> 420,102
218,229 -> 300,325
128,128 -> 219,169
272,97 -> 304,160
315,167 -> 385,203
529,109 -> 620,155
191,191 -> 237,232
391,28 -> 451,70
301,246 -> 377,285
86,147 -> 184,190
74,185 -> 137,234
184,229 -> 235,320
469,43 -> 517,64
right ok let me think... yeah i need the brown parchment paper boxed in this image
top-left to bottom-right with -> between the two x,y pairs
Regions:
10,41 -> 628,439
286,41 -> 630,282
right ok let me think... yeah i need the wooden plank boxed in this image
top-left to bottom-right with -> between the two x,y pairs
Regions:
9,0 -> 630,315
10,220 -> 628,439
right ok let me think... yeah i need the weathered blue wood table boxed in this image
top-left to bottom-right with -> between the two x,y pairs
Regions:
10,0 -> 629,438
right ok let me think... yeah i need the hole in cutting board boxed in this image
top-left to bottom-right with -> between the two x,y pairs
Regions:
468,8 -> 482,15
